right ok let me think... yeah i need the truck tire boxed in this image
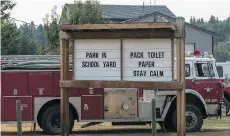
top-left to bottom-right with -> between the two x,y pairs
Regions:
171,104 -> 203,132
40,105 -> 74,135
222,97 -> 230,116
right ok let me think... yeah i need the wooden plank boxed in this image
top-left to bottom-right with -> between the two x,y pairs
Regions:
176,18 -> 185,136
171,37 -> 174,80
16,100 -> 22,136
60,39 -> 70,136
60,23 -> 176,31
151,98 -> 157,136
176,38 -> 182,136
120,39 -> 123,80
180,38 -> 186,136
59,31 -> 72,39
60,80 -> 183,90
72,40 -> 75,80
174,32 -> 182,38
59,30 -> 174,39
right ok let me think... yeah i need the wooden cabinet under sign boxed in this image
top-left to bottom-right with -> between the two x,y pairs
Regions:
81,95 -> 103,120
3,96 -> 32,121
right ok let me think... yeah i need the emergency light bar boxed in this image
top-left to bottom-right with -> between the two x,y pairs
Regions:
186,50 -> 201,57
185,50 -> 214,59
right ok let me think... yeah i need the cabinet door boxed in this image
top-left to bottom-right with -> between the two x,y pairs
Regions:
29,72 -> 53,96
2,73 -> 28,96
3,96 -> 33,121
81,95 -> 103,120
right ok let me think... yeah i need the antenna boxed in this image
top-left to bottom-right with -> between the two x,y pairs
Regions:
154,0 -> 156,5
143,1 -> 145,9
150,0 -> 151,5
143,1 -> 145,14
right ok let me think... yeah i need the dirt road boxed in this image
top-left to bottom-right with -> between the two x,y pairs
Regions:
1,117 -> 230,136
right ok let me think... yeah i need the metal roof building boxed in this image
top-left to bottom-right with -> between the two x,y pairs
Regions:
61,4 -> 219,55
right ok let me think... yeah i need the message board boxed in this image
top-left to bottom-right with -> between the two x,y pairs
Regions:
123,39 -> 172,81
74,39 -> 121,80
74,39 -> 172,81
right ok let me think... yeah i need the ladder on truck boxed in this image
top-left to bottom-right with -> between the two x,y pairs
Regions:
1,55 -> 73,66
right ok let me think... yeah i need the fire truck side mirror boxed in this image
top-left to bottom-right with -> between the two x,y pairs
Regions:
192,78 -> 196,83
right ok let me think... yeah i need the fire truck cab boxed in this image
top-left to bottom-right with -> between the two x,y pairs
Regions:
1,52 -> 223,135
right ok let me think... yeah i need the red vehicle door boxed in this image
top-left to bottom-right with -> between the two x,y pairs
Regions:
192,61 -> 223,104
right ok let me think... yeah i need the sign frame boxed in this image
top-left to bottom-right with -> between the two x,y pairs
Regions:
59,20 -> 186,136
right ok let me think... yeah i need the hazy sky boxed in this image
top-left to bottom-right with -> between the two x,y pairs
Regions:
11,0 -> 230,26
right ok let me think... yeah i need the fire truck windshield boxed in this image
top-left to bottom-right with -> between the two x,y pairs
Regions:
195,61 -> 215,77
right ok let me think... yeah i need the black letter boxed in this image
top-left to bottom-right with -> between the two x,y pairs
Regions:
86,53 -> 89,58
130,52 -> 133,58
102,52 -> 107,58
160,71 -> 164,76
133,71 -> 136,76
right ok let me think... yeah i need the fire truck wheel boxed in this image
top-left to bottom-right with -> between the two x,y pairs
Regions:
222,97 -> 230,116
41,105 -> 74,135
172,104 -> 203,132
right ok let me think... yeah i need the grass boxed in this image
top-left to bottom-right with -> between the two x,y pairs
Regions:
0,117 -> 230,136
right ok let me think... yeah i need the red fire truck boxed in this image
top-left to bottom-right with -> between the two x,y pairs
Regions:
1,51 -> 224,135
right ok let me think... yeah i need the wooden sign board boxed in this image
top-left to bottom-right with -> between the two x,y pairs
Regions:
73,39 -> 172,82
59,21 -> 186,136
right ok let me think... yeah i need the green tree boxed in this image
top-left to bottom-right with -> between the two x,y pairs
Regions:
43,6 -> 60,54
19,23 -> 34,40
201,18 -> 204,24
1,22 -> 20,55
68,0 -> 104,24
43,0 -> 105,54
190,16 -> 193,24
192,16 -> 196,24
192,15 -> 230,44
1,22 -> 37,55
1,0 -> 16,22
36,24 -> 47,46
214,41 -> 230,62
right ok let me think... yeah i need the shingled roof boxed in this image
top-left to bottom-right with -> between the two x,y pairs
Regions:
65,4 -> 176,20
63,4 -> 219,36
102,4 -> 176,20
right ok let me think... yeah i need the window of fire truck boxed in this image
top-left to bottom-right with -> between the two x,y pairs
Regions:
185,64 -> 190,77
216,66 -> 223,77
194,61 -> 215,78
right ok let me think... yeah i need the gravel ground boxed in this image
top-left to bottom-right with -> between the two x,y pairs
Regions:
1,117 -> 230,136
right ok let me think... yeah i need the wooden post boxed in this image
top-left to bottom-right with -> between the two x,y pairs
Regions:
180,24 -> 186,136
151,98 -> 157,136
16,100 -> 22,136
176,18 -> 186,136
176,37 -> 182,135
120,39 -> 123,80
171,37 -> 174,80
60,39 -> 70,136
72,40 -> 75,80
